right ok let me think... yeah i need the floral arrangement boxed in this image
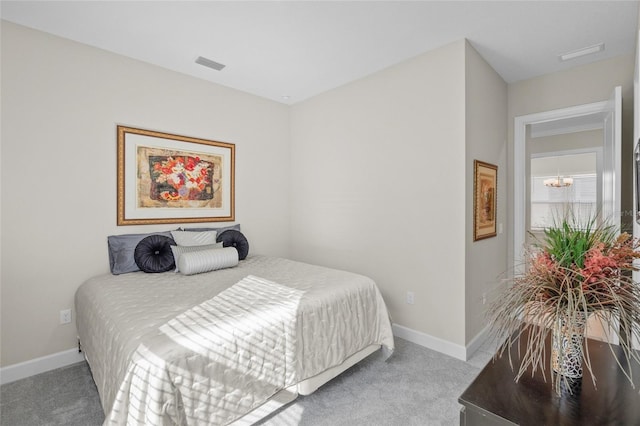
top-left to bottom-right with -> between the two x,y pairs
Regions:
488,215 -> 640,392
150,155 -> 214,201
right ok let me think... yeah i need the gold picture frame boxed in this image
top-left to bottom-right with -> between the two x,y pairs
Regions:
473,160 -> 497,241
117,126 -> 235,225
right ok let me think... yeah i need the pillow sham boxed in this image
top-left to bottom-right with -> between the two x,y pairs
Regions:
178,247 -> 239,276
216,230 -> 249,260
134,235 -> 176,273
170,242 -> 224,272
179,224 -> 241,234
108,231 -> 173,275
170,230 -> 217,246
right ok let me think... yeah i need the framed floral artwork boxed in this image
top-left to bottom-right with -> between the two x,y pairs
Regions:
117,126 -> 235,225
473,160 -> 497,241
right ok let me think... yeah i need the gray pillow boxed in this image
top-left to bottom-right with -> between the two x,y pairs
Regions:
134,235 -> 176,273
107,231 -> 173,275
178,247 -> 239,276
170,243 -> 224,272
171,230 -> 218,246
179,224 -> 241,234
217,230 -> 249,260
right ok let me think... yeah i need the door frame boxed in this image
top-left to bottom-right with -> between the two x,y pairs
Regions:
514,101 -> 612,273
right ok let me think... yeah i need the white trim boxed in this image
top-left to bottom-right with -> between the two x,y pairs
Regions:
392,324 -> 491,361
633,29 -> 640,285
465,324 -> 491,360
514,101 -> 611,274
392,324 -> 467,361
0,348 -> 84,385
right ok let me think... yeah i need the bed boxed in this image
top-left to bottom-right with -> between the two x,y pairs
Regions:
75,253 -> 395,425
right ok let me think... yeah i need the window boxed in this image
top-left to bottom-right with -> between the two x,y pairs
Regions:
530,173 -> 597,230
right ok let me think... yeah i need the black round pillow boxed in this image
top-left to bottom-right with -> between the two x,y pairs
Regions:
134,234 -> 176,273
217,230 -> 249,260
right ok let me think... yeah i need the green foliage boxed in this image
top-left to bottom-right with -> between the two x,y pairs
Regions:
539,215 -> 617,269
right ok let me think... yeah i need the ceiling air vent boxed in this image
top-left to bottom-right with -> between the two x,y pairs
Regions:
558,43 -> 604,62
195,56 -> 226,71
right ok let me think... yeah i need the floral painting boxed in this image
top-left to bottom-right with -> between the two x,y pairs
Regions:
474,160 -> 497,241
137,146 -> 224,210
146,152 -> 218,203
117,126 -> 234,225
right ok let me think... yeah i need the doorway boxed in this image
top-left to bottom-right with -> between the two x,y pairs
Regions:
513,87 -> 621,273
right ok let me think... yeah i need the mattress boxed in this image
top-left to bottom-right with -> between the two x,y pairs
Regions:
75,255 -> 394,425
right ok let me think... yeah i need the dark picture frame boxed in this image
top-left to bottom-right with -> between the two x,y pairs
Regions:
474,160 -> 497,241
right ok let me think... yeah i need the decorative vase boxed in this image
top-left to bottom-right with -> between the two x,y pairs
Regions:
551,312 -> 586,379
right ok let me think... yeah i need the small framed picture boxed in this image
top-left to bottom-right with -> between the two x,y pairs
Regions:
473,160 -> 497,241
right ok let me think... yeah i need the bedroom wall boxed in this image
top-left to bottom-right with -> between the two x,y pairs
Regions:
528,129 -> 603,155
0,22 -> 292,367
6,17 -> 628,373
507,53 -> 635,272
464,42 -> 508,342
290,40 -> 469,347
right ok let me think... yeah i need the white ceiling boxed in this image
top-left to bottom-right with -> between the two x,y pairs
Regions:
1,1 -> 638,105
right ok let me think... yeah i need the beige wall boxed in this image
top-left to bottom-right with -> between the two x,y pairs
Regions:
1,22 -> 292,366
507,53 -> 635,270
2,29 -> 510,367
5,18 -> 633,369
464,42 -> 508,341
290,40 -> 468,345
289,40 -> 509,348
528,129 -> 603,155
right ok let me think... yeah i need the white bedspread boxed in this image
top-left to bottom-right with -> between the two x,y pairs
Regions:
75,255 -> 394,425
108,276 -> 301,425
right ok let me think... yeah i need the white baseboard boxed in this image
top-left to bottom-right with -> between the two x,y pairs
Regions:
392,324 -> 467,360
465,324 -> 491,359
392,323 -> 490,361
0,348 -> 84,385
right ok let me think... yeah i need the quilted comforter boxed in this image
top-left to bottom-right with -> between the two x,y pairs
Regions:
75,255 -> 394,425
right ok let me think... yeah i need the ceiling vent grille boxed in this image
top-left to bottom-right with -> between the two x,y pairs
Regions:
195,56 -> 226,71
558,43 -> 604,62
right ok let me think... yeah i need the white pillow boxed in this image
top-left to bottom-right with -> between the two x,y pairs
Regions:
170,243 -> 223,272
178,247 -> 239,276
170,230 -> 217,246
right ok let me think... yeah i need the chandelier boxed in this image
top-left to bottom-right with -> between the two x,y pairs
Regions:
543,176 -> 573,188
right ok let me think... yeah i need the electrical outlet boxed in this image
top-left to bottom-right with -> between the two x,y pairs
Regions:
60,309 -> 72,325
406,291 -> 415,305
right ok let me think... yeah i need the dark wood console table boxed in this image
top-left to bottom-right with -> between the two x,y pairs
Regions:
459,328 -> 640,425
